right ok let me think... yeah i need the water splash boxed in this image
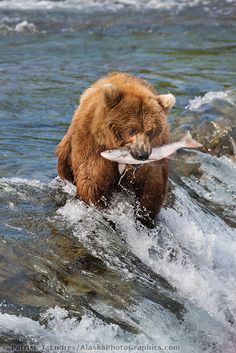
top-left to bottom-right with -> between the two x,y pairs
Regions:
0,0 -> 231,11
187,90 -> 236,111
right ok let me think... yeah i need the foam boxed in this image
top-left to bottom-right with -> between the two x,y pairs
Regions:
14,21 -> 37,33
0,177 -> 48,204
181,153 -> 236,209
57,179 -> 236,349
0,19 -> 37,33
187,90 -> 236,111
0,306 -> 147,352
113,188 -> 236,350
0,177 -> 45,188
0,302 -> 225,353
1,305 -> 200,352
1,176 -> 235,351
0,0 -> 221,11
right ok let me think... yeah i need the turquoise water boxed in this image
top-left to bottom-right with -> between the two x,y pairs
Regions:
0,1 -> 236,352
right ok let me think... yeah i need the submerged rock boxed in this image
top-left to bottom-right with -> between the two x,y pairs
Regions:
171,150 -> 236,227
192,120 -> 236,157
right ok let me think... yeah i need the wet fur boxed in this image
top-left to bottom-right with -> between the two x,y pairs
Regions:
56,72 -> 175,228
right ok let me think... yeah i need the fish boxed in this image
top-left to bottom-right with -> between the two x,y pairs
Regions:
101,131 -> 202,174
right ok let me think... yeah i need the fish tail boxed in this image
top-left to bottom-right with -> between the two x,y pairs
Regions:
181,131 -> 203,148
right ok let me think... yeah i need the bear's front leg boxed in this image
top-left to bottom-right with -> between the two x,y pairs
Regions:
73,156 -> 119,208
133,162 -> 169,228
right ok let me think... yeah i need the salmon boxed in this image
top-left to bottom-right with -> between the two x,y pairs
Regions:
101,131 -> 202,174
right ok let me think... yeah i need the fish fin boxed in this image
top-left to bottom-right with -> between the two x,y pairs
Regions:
166,152 -> 177,160
181,131 -> 203,148
118,163 -> 126,174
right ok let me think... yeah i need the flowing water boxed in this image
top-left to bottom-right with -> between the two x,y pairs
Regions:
0,0 -> 236,352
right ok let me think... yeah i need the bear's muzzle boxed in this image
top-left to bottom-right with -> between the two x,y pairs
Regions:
129,133 -> 151,161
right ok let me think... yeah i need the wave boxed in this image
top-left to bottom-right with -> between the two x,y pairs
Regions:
0,306 -> 150,352
1,303 -> 221,353
187,89 -> 236,111
0,152 -> 236,352
0,0 -> 233,11
56,172 -> 236,350
0,19 -> 37,33
180,153 -> 236,223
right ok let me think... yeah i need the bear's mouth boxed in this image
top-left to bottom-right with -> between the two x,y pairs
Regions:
130,149 -> 151,161
128,164 -> 142,169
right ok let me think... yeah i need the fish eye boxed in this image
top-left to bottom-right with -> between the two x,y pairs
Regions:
128,128 -> 137,136
147,129 -> 157,138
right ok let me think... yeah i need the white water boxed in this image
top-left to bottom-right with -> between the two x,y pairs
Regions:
55,170 -> 236,351
0,89 -> 236,351
187,90 -> 236,111
0,153 -> 236,352
0,306 -> 150,352
181,153 -> 236,211
0,153 -> 236,353
0,0 -> 232,11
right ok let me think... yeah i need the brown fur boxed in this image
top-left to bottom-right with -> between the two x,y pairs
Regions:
56,72 -> 175,228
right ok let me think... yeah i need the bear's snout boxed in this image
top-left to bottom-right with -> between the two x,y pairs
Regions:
129,133 -> 152,160
130,147 -> 151,161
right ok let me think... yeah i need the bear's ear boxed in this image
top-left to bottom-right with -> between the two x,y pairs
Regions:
156,93 -> 176,112
103,84 -> 123,109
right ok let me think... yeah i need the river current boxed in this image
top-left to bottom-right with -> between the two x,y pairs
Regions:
0,0 -> 236,352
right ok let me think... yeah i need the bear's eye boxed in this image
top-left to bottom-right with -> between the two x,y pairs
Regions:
147,129 -> 157,138
129,128 -> 138,136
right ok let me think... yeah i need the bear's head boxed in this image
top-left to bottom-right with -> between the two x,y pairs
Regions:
102,83 -> 175,160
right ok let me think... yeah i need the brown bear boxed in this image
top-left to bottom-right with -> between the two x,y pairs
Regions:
56,72 -> 175,228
